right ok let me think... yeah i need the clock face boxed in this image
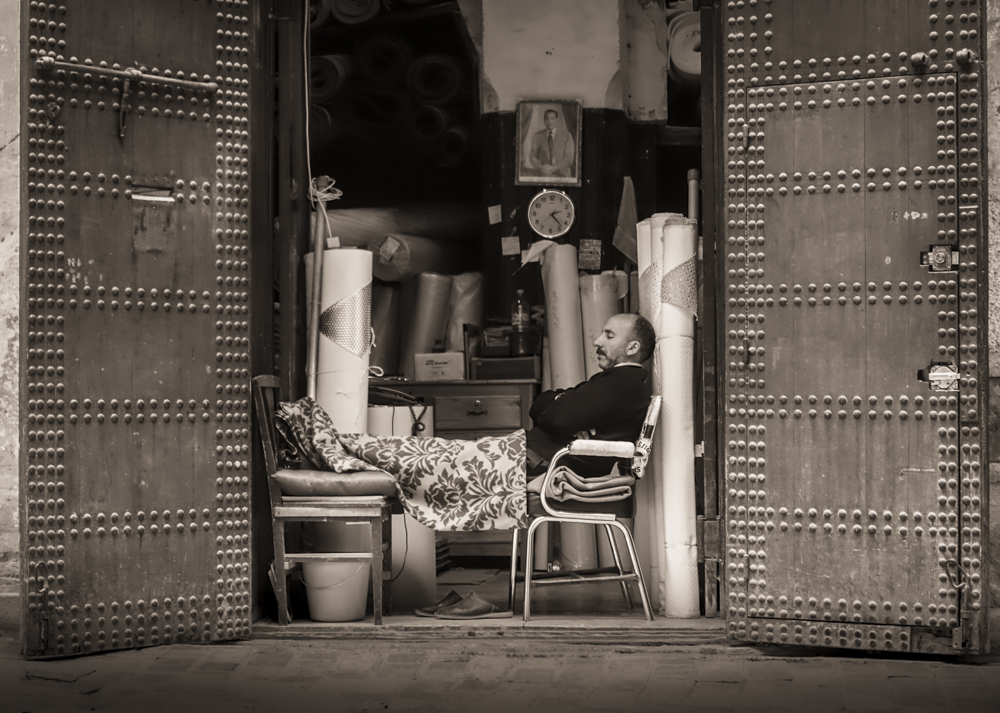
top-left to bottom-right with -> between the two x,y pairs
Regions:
528,190 -> 575,238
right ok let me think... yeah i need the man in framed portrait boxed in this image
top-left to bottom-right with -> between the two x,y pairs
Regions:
527,108 -> 575,179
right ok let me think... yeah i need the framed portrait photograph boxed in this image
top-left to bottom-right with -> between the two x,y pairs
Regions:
515,100 -> 582,187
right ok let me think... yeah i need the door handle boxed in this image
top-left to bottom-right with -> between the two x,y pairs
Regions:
467,399 -> 488,417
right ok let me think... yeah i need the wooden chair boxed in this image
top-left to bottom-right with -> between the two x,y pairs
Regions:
509,396 -> 661,622
253,375 -> 400,625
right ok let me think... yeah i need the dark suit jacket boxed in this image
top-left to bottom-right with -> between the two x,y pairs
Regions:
526,364 -> 652,477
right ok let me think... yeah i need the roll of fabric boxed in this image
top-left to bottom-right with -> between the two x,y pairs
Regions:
310,0 -> 331,30
444,272 -> 484,353
439,125 -> 470,166
399,272 -> 453,380
579,273 -> 620,379
602,268 -> 631,311
325,0 -> 380,25
369,233 -> 477,282
410,105 -> 452,143
357,34 -> 413,83
367,405 -> 437,608
308,104 -> 339,155
310,54 -> 354,104
540,244 -> 586,391
656,215 -> 699,617
540,244 -> 594,570
310,248 -> 373,433
407,54 -> 464,106
339,82 -> 412,136
541,334 -> 552,392
319,204 -> 480,247
668,12 -> 701,87
370,280 -> 401,376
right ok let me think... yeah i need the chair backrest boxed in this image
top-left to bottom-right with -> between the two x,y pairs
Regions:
252,375 -> 283,480
630,395 -> 662,479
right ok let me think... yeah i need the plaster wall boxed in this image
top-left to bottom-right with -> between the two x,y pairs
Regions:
985,0 -> 1000,614
480,0 -> 622,112
0,0 -> 20,564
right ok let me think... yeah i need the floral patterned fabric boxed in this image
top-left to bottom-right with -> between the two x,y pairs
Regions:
276,398 -> 526,531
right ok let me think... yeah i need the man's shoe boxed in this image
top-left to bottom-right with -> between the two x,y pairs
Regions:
433,592 -> 513,620
414,590 -> 463,617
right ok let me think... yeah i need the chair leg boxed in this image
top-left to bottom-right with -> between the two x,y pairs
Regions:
382,507 -> 393,616
604,524 -> 634,610
371,513 -> 384,625
508,528 -> 520,611
613,520 -> 653,621
523,517 -> 548,623
271,518 -> 291,625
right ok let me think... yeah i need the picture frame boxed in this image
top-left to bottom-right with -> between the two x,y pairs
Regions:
514,100 -> 582,187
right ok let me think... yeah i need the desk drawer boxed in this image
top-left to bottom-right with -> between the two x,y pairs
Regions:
435,395 -> 522,431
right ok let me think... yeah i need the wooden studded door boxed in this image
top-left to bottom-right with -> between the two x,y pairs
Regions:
718,0 -> 988,654
20,1 -> 258,657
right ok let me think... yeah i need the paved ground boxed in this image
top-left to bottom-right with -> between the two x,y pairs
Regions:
1,626 -> 999,713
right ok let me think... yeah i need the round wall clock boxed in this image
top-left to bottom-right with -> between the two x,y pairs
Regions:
527,189 -> 575,238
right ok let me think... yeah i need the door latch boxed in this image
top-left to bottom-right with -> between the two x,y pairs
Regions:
920,245 -> 959,272
918,362 -> 958,391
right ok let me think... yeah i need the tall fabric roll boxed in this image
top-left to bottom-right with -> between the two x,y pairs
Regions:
369,233 -> 477,282
602,268 -> 630,312
540,245 -> 594,570
541,334 -> 552,392
312,249 -> 373,433
656,216 -> 699,617
367,405 -> 436,607
399,273 -> 453,380
370,281 -> 401,375
579,273 -> 620,379
541,245 -> 586,390
321,204 -> 480,247
444,272 -> 484,353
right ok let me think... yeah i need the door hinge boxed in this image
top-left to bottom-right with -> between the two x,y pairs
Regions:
694,441 -> 705,458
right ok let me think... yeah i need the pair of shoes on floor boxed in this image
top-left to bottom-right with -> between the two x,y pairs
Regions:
414,590 -> 513,619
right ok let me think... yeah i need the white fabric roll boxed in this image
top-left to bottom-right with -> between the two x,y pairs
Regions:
668,12 -> 702,86
579,273 -> 620,379
399,272 -> 453,380
311,249 -> 372,433
541,335 -> 552,393
541,244 -> 586,390
367,405 -> 436,607
541,244 -> 593,569
654,215 -> 700,618
444,272 -> 484,353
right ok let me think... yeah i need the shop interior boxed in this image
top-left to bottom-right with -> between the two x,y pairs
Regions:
260,0 -> 715,630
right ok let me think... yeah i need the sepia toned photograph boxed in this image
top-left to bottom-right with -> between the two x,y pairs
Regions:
515,100 -> 582,186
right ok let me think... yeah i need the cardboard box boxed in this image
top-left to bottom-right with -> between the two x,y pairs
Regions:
414,352 -> 465,381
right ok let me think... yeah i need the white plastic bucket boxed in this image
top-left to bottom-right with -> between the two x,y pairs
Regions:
302,561 -> 370,622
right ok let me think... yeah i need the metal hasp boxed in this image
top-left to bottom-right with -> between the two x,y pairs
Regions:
918,363 -> 959,392
920,245 -> 959,272
718,1 -> 988,655
34,56 -> 219,138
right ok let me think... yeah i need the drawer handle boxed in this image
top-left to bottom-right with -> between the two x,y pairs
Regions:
467,399 -> 488,417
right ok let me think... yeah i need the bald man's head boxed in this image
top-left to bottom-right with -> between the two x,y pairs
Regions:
593,313 -> 656,369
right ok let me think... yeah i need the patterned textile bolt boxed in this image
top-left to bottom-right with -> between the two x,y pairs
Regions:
661,256 -> 698,318
277,398 -> 527,531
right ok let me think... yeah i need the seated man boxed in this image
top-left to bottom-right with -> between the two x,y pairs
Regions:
526,312 -> 656,487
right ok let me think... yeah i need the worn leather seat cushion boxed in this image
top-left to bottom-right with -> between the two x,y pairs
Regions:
527,493 -> 635,519
272,468 -> 398,497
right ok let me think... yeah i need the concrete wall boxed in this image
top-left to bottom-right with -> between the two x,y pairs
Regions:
0,0 -> 19,566
986,0 -> 1000,620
